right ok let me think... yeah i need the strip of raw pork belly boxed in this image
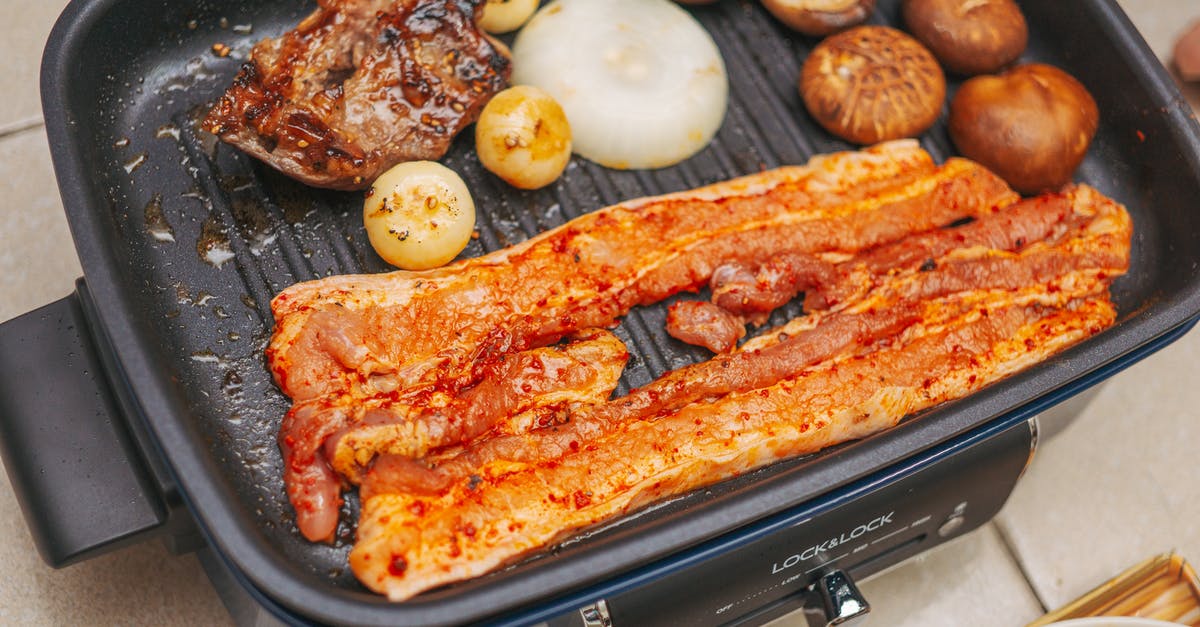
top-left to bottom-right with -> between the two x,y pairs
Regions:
707,189 -> 1082,321
350,184 -> 1130,599
665,189 -> 1082,351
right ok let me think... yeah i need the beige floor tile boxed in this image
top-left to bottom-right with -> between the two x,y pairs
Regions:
0,1 -> 72,133
0,467 -> 231,625
1116,0 -> 1200,111
1117,0 -> 1200,63
0,126 -> 81,323
995,326 -> 1200,611
767,524 -> 1044,627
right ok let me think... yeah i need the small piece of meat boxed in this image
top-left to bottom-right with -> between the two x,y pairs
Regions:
361,455 -> 439,501
666,301 -> 746,353
203,0 -> 510,190
710,252 -> 839,321
278,402 -> 352,543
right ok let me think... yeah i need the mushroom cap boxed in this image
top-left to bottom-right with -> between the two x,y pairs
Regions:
902,0 -> 1028,76
761,0 -> 876,37
800,25 -> 946,144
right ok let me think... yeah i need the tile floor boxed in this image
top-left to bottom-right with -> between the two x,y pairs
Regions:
0,1 -> 1197,625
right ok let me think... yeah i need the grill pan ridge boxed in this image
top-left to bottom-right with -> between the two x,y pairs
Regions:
30,0 -> 1200,624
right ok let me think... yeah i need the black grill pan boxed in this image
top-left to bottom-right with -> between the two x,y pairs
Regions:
5,0 -> 1200,624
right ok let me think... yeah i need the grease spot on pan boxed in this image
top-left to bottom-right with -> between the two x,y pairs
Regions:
144,193 -> 176,242
198,216 -> 235,267
123,152 -> 148,174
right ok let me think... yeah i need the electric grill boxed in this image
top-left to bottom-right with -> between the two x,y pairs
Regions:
2,1 -> 1199,625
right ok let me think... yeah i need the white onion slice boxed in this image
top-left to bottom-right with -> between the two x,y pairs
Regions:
511,0 -> 728,170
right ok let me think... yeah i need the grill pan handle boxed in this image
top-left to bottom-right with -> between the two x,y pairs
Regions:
0,284 -> 169,567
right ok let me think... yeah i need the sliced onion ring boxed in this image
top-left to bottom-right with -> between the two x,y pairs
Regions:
511,0 -> 728,170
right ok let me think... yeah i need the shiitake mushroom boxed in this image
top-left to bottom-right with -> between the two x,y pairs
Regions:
800,26 -> 945,144
761,0 -> 875,37
902,0 -> 1028,76
948,63 -> 1098,195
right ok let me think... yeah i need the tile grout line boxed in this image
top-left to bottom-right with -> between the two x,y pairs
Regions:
992,520 -> 1052,614
0,117 -> 45,140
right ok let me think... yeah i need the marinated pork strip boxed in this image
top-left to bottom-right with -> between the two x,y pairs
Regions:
809,188 -> 1101,311
698,187 -> 1083,333
741,185 -> 1131,352
280,330 -> 627,542
352,295 -> 1117,600
268,142 -> 1014,405
324,328 -> 627,481
657,185 -> 1086,353
203,0 -> 510,190
659,184 -> 1117,354
833,192 -> 1129,312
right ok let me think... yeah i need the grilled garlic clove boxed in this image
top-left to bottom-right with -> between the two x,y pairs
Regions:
363,161 -> 476,270
478,0 -> 538,34
475,85 -> 572,190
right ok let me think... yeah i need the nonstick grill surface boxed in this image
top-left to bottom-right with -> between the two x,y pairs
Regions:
40,0 -> 1200,623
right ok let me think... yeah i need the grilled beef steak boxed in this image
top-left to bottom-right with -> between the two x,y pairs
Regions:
203,0 -> 510,190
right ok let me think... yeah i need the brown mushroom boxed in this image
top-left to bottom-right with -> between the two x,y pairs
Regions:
948,63 -> 1098,194
761,0 -> 874,37
799,25 -> 946,144
902,0 -> 1027,76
